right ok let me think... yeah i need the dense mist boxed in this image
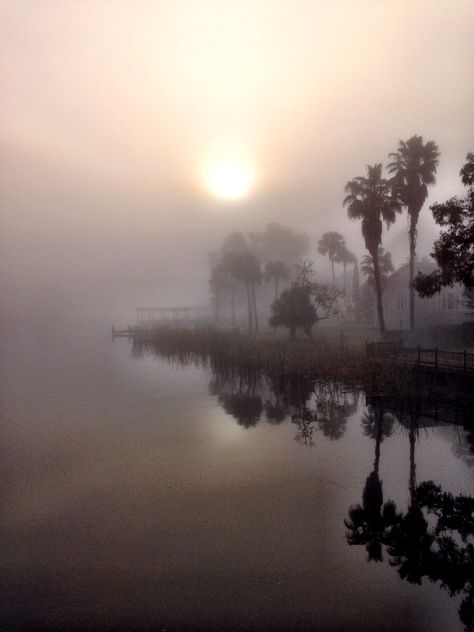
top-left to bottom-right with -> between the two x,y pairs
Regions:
1,1 -> 473,334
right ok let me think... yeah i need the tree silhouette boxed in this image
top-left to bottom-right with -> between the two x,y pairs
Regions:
344,164 -> 401,334
219,391 -> 263,428
269,283 -> 317,339
282,375 -> 318,446
220,251 -> 242,327
345,405 -> 400,561
360,405 -> 395,473
232,252 -> 262,334
334,245 -> 356,312
388,135 -> 439,329
344,401 -> 474,631
386,412 -> 434,584
314,383 -> 358,440
352,255 -> 360,306
318,231 -> 346,287
414,152 -> 474,299
249,222 -> 309,265
345,472 -> 401,562
209,257 -> 228,322
264,260 -> 290,300
221,231 -> 248,254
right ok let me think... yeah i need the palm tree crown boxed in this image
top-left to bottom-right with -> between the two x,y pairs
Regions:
388,135 -> 439,218
318,231 -> 346,286
344,164 -> 400,255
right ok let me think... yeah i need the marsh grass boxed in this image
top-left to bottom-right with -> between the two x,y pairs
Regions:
130,326 -> 408,389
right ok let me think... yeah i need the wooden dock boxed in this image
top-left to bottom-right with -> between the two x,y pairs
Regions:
113,305 -> 212,338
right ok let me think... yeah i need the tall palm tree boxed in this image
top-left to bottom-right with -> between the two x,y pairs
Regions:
344,164 -> 401,334
233,252 -> 262,333
388,135 -> 439,329
221,251 -> 241,327
318,232 -> 346,287
335,246 -> 356,300
352,255 -> 360,306
264,261 -> 290,300
209,259 -> 228,322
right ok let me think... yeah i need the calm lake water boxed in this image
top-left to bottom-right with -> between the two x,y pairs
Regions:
1,327 -> 473,631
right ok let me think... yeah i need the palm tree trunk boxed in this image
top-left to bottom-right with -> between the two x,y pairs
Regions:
230,278 -> 235,327
409,221 -> 416,330
331,257 -> 335,287
215,286 -> 221,322
372,250 -> 386,334
374,409 -> 383,476
252,282 -> 259,333
245,282 -> 252,333
409,415 -> 416,505
275,277 -> 279,300
343,262 -> 347,311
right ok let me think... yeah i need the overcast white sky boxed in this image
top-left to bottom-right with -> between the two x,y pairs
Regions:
1,0 -> 473,323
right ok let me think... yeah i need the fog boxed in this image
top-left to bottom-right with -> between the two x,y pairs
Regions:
1,0 -> 473,333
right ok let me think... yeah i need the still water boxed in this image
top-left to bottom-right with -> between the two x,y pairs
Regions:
1,328 -> 473,631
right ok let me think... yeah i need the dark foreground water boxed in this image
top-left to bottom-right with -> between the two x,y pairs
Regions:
1,328 -> 473,631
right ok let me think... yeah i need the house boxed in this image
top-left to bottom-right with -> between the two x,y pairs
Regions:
383,261 -> 466,331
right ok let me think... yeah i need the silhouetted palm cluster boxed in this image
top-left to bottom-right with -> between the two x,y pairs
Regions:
208,224 -> 307,333
344,135 -> 439,333
209,222 -> 364,339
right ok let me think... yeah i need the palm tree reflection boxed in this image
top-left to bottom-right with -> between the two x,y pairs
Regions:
345,405 -> 399,561
211,369 -> 355,446
315,383 -> 359,441
345,404 -> 474,632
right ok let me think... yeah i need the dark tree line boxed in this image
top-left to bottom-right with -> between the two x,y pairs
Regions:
209,223 -> 308,333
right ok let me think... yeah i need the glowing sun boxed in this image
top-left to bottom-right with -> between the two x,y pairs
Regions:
205,159 -> 253,200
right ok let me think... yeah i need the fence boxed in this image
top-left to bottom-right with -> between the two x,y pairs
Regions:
366,341 -> 474,372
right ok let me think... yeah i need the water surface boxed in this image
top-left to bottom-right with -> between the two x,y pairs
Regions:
1,329 -> 473,631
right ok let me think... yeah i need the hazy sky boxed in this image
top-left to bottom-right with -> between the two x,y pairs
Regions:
1,0 -> 473,323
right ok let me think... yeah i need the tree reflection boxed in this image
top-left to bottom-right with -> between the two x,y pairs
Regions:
281,375 -> 318,446
386,411 -> 433,584
314,383 -> 359,440
209,368 -> 264,428
345,405 -> 474,632
415,481 -> 474,632
345,404 -> 400,561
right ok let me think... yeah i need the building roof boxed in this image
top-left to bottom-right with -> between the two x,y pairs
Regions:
385,260 -> 438,290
